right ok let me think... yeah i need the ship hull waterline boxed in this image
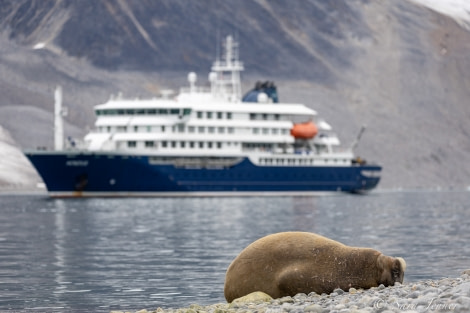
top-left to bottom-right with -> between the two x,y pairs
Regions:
25,151 -> 381,198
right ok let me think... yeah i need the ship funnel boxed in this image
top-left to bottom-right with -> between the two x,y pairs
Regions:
54,86 -> 66,151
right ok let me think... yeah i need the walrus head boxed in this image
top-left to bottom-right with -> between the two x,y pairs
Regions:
377,255 -> 406,286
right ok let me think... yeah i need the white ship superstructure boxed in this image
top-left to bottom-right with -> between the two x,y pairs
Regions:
85,36 -> 350,166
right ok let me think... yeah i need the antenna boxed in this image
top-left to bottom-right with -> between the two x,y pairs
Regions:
216,28 -> 220,63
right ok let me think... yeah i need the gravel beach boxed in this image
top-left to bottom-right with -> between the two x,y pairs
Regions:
112,270 -> 470,313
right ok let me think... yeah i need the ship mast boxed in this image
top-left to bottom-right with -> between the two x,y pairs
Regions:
54,86 -> 68,151
54,86 -> 64,151
211,35 -> 244,102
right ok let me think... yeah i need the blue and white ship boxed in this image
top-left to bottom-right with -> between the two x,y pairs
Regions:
24,36 -> 381,197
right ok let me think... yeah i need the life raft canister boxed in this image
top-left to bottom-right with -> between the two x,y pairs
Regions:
290,121 -> 318,139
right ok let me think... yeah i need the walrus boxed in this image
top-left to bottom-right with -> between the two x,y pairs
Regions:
224,232 -> 406,302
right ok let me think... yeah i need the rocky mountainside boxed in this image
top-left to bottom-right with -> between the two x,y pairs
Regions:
1,0 -> 470,190
1,0 -> 368,80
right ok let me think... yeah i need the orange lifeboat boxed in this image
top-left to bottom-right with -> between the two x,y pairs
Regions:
290,121 -> 318,139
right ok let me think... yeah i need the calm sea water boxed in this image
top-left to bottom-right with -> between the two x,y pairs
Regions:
0,190 -> 469,312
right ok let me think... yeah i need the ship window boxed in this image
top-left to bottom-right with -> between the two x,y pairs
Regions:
188,126 -> 195,133
178,125 -> 184,133
189,141 -> 195,148
253,128 -> 259,134
161,126 -> 166,132
171,109 -> 179,115
281,129 -> 288,135
145,141 -> 154,148
199,142 -> 204,148
134,126 -> 138,132
263,114 -> 268,120
147,126 -> 151,132
262,128 -> 268,134
227,112 -> 232,119
198,126 -> 205,133
218,127 -> 225,134
162,141 -> 168,148
107,126 -> 111,132
126,109 -> 135,115
183,108 -> 191,115
208,127 -> 215,133
250,113 -> 256,120
208,142 -> 213,148
217,142 -> 222,149
147,109 -> 156,114
197,111 -> 203,119
272,128 -> 278,135
228,127 -> 234,134
180,142 -> 185,148
207,112 -> 213,119
159,109 -> 168,114
217,112 -> 223,119
136,109 -> 145,115
171,141 -> 176,148
128,141 -> 136,148
275,114 -> 280,120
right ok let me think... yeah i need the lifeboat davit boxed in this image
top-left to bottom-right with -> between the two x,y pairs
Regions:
290,121 -> 318,139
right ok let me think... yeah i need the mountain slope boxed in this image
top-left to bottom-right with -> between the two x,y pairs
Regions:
1,0 -> 470,189
0,125 -> 39,189
1,0 -> 368,81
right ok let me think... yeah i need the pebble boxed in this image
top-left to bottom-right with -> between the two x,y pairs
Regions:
279,296 -> 294,304
334,288 -> 345,295
115,271 -> 470,313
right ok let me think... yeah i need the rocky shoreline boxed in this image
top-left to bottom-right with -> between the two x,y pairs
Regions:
112,270 -> 470,313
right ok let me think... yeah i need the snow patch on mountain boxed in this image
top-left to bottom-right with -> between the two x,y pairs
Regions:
0,126 -> 41,189
409,0 -> 470,30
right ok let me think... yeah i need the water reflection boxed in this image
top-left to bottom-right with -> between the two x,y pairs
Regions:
0,191 -> 469,311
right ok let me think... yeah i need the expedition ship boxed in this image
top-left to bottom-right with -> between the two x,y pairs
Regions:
24,36 -> 381,197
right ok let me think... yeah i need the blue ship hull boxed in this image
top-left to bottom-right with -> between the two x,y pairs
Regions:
24,151 -> 381,197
